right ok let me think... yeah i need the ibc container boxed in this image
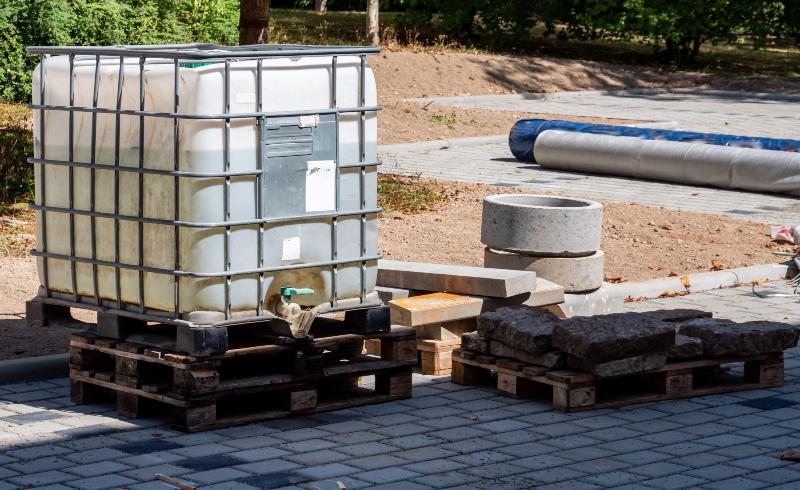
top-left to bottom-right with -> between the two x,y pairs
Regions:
27,44 -> 382,337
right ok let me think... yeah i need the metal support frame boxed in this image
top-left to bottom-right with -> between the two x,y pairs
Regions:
26,43 -> 382,324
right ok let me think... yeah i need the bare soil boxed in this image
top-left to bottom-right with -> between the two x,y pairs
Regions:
379,179 -> 794,282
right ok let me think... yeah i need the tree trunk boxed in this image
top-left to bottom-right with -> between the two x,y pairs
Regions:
315,0 -> 327,15
239,0 -> 270,45
366,0 -> 379,46
690,34 -> 703,61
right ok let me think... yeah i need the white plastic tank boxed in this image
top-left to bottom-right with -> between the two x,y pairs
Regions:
31,45 -> 379,319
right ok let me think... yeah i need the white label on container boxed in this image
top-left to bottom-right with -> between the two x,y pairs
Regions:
306,160 -> 336,212
282,236 -> 301,261
234,92 -> 256,104
299,114 -> 319,128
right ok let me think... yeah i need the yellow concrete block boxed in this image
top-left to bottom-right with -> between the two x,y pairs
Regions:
389,293 -> 484,327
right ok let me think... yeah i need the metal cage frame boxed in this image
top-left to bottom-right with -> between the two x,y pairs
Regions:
26,43 -> 384,326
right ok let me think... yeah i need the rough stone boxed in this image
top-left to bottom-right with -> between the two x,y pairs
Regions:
489,340 -> 566,368
678,318 -> 800,357
669,334 -> 704,360
461,332 -> 491,354
644,309 -> 713,323
551,312 -> 677,363
477,306 -> 560,355
567,351 -> 669,377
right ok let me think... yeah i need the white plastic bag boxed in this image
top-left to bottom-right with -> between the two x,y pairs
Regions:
771,225 -> 800,244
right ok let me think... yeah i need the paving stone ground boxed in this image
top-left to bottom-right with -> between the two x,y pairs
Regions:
382,89 -> 800,225
0,281 -> 797,489
412,89 -> 800,139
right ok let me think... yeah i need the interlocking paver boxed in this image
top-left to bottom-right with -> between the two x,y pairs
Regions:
628,462 -> 688,478
703,477 -> 769,490
412,470 -> 480,488
230,447 -> 292,462
581,470 -> 645,487
120,463 -> 191,481
285,449 -> 349,466
0,273 -> 797,490
63,461 -> 132,477
643,474 -> 708,489
354,467 -> 421,484
348,454 -> 410,471
189,467 -> 252,484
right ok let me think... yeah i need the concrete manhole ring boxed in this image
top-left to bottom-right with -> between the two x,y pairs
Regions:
480,194 -> 603,256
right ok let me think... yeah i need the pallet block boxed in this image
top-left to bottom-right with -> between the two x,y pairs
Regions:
69,326 -> 417,431
417,338 -> 461,376
452,349 -> 784,412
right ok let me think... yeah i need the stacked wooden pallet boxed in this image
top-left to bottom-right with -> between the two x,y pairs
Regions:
69,326 -> 416,432
452,348 -> 784,411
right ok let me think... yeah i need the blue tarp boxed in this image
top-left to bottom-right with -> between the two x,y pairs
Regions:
509,118 -> 800,162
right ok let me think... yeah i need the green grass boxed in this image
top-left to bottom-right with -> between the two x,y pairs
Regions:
378,174 -> 444,214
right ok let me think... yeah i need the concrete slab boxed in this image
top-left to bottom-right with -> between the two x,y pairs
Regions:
389,293 -> 484,327
378,260 -> 537,298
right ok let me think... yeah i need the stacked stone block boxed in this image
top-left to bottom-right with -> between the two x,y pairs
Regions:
481,194 -> 604,293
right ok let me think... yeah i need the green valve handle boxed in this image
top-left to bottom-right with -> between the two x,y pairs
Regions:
280,287 -> 315,300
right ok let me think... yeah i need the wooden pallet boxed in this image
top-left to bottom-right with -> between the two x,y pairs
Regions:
452,348 -> 784,412
364,337 -> 461,375
70,327 -> 416,432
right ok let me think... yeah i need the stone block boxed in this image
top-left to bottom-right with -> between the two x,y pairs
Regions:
669,334 -> 703,360
489,340 -> 566,368
567,351 -> 669,377
678,319 -> 800,357
549,284 -> 624,318
417,318 -> 477,340
477,278 -> 565,310
477,306 -> 560,355
389,293 -> 483,327
484,248 -> 604,293
552,311 -> 677,363
461,332 -> 490,354
375,286 -> 410,304
378,260 -> 536,298
344,306 -> 390,334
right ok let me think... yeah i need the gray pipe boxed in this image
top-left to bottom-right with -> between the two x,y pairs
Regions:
534,130 -> 800,196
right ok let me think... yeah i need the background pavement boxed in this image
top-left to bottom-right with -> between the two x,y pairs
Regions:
411,89 -> 800,138
383,89 -> 800,226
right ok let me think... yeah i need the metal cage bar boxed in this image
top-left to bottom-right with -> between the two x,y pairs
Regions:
256,58 -> 265,317
138,56 -> 146,312
113,56 -> 124,308
173,59 -> 181,316
223,59 -> 232,320
38,55 -> 49,296
26,104 -> 382,120
331,55 -> 339,308
67,54 -> 78,301
29,44 -> 383,321
359,55 -> 367,303
89,55 -> 101,305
